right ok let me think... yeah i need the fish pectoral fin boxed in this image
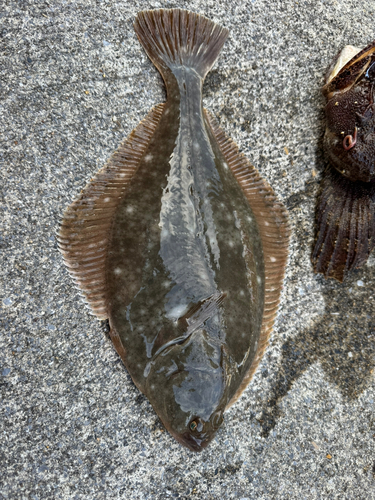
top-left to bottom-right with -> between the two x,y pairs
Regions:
203,109 -> 290,406
312,167 -> 375,282
57,104 -> 165,319
151,292 -> 226,357
177,291 -> 227,333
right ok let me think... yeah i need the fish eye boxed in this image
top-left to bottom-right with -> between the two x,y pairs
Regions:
190,420 -> 198,432
189,417 -> 204,433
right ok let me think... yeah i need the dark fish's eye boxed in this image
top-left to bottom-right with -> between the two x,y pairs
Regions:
190,420 -> 197,432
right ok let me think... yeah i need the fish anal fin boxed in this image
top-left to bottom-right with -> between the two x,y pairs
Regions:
203,110 -> 290,406
57,104 -> 165,319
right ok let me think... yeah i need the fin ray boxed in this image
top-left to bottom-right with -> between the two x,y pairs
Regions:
178,292 -> 227,334
312,167 -> 375,281
134,9 -> 229,79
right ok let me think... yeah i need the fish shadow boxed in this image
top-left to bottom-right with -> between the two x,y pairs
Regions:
259,194 -> 375,437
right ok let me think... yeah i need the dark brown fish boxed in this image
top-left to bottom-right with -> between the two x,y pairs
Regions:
312,41 -> 375,281
57,9 -> 289,452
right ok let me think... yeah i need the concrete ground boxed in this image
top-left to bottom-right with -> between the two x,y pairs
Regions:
1,0 -> 375,498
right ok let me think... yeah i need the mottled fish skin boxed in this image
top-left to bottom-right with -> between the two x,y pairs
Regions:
58,9 -> 290,452
312,41 -> 375,281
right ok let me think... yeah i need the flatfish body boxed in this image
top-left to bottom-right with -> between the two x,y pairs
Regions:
58,9 -> 289,451
312,41 -> 375,281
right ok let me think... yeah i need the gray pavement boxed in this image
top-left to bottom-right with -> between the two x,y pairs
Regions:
1,0 -> 375,498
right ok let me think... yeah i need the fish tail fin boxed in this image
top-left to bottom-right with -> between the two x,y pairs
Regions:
312,167 -> 375,281
134,9 -> 228,79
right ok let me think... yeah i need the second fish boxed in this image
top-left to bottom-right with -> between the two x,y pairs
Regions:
58,9 -> 290,451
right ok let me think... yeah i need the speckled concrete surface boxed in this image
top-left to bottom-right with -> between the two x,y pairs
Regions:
1,1 -> 375,498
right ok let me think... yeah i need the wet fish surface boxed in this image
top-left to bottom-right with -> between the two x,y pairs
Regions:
312,41 -> 375,281
58,9 -> 289,451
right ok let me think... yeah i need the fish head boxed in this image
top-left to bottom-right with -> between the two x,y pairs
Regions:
145,329 -> 232,452
322,41 -> 375,182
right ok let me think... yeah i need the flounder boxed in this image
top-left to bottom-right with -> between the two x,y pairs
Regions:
58,9 -> 289,451
312,41 -> 375,281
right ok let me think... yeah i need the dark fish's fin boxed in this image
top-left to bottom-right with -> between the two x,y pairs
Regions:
312,167 -> 375,281
57,104 -> 165,319
152,292 -> 227,356
203,110 -> 290,407
134,9 -> 228,79
323,40 -> 375,97
178,292 -> 227,333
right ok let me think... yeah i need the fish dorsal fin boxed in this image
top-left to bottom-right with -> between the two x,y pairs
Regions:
203,110 -> 290,406
57,104 -> 165,319
323,41 -> 375,97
